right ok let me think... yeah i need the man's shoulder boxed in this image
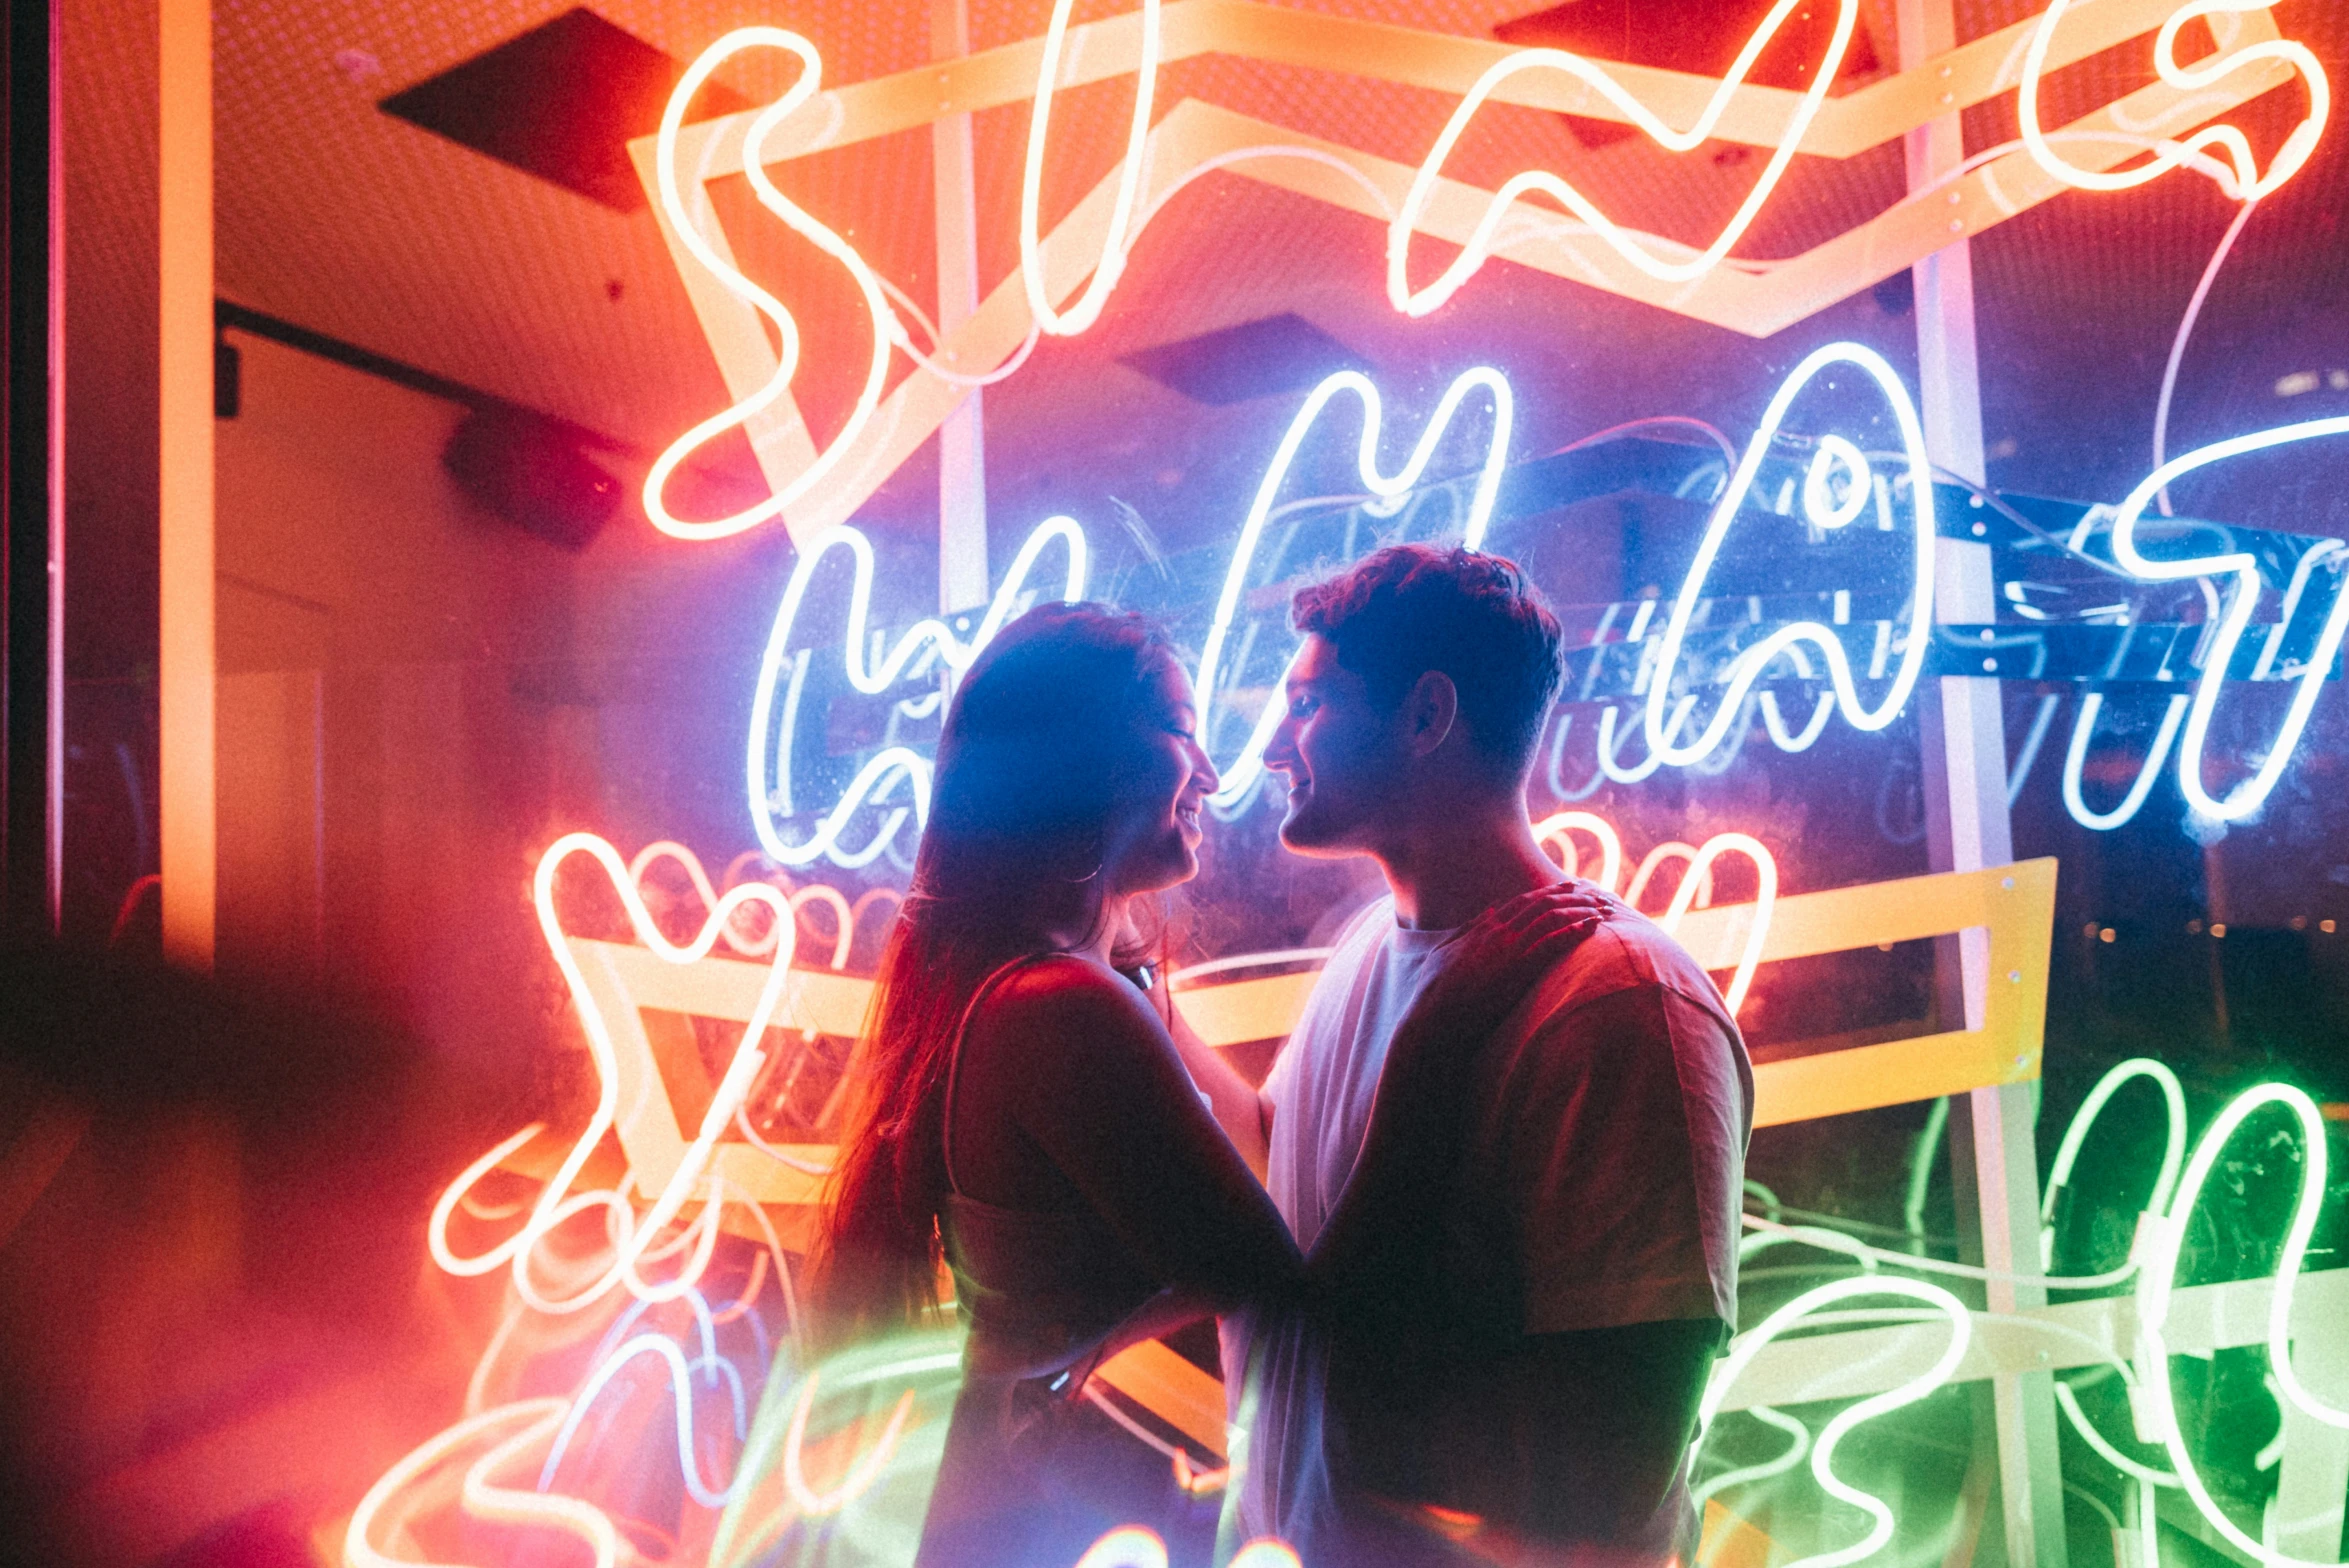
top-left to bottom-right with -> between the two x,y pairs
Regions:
1534,909 -> 1736,1029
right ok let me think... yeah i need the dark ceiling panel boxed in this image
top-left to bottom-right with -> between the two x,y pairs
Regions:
378,8 -> 749,213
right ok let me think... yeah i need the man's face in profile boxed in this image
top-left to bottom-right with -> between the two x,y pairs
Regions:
1263,634 -> 1400,856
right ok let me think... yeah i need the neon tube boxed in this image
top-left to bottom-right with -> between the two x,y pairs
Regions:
1645,344 -> 1935,769
431,834 -> 797,1315
344,1398 -> 581,1568
1531,810 -> 1623,893
2040,1058 -> 2188,1269
780,1370 -> 918,1517
646,31 -> 900,540
1197,369 -> 1514,804
2019,0 -> 2327,202
540,1333 -> 744,1509
1389,0 -> 1857,307
2062,693 -> 2191,831
1022,0 -> 1161,336
1698,1275 -> 1972,1568
1656,832 -> 1776,1016
2103,416 -> 2349,821
460,1401 -> 625,1568
746,518 -> 1087,865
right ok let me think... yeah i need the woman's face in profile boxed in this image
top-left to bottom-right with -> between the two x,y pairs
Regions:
1102,655 -> 1220,897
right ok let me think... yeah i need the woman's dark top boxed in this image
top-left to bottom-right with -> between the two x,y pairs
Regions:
917,953 -> 1300,1567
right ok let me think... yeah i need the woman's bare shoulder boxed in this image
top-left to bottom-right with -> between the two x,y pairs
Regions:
967,954 -> 1164,1063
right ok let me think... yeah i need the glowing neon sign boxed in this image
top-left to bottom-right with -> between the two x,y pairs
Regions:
1198,367 -> 1513,804
2020,0 -> 2328,201
1644,342 -> 1936,769
1391,0 -> 1857,308
2104,416 -> 2349,822
1532,813 -> 1776,1015
1021,0 -> 1161,337
746,518 -> 1088,866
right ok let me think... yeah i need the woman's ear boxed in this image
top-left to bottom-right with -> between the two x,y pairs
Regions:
1402,670 -> 1459,759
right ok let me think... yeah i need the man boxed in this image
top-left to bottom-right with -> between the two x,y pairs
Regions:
1200,544 -> 1753,1564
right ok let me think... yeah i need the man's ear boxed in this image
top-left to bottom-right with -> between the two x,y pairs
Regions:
1401,670 -> 1459,759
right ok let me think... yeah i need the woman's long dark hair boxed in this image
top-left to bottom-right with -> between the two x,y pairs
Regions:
808,602 -> 1180,1345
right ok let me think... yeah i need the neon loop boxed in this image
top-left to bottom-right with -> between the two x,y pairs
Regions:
1532,810 -> 1623,892
1022,0 -> 1162,336
2060,692 -> 2190,832
646,31 -> 901,541
1645,343 -> 1935,769
1529,815 -> 1775,1017
1197,368 -> 1514,805
2134,1085 -> 2348,1567
1390,0 -> 1855,310
1697,1275 -> 1971,1568
2019,0 -> 2328,201
428,833 -> 797,1315
2105,416 -> 2349,822
746,518 -> 1088,866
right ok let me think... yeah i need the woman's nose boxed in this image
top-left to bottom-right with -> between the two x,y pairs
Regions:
1190,739 -> 1221,796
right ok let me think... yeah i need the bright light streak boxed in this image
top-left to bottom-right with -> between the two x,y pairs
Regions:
1655,833 -> 1775,1016
459,1402 -> 624,1568
1692,1404 -> 1811,1511
1022,0 -> 1161,335
2041,1058 -> 2188,1269
426,834 -> 797,1315
1698,1276 -> 1971,1568
2019,0 -> 2327,201
541,1333 -> 743,1509
1645,344 -> 1935,768
2135,1084 -> 2347,1566
2104,416 -> 2349,822
1198,368 -> 1514,804
1624,840 -> 1706,909
780,1369 -> 918,1516
1072,1528 -> 1170,1568
746,518 -> 1087,866
2062,693 -> 2191,831
1532,810 -> 1623,893
646,31 -> 898,541
345,1398 -> 590,1568
1389,0 -> 1857,307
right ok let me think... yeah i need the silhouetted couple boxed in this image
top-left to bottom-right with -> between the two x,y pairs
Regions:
808,544 -> 1752,1568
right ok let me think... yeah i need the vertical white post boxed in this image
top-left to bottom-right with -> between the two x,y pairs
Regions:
932,0 -> 988,615
1898,4 -> 2068,1568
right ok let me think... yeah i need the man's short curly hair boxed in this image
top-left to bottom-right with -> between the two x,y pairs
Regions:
1291,543 -> 1565,782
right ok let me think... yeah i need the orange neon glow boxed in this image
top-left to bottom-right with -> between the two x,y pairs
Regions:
1390,0 -> 1858,306
426,833 -> 799,1315
2019,0 -> 2327,200
1531,814 -> 1776,1016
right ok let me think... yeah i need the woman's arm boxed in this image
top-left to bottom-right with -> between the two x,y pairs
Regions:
1144,967 -> 1271,1179
976,959 -> 1303,1309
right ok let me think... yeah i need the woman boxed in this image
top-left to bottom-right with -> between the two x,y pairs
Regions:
811,603 -> 1294,1566
809,603 -> 1602,1565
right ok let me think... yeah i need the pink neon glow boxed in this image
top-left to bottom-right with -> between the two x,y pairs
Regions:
425,834 -> 799,1316
2019,0 -> 2327,202
1531,814 -> 1776,1015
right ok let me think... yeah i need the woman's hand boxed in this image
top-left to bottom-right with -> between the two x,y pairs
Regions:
1308,879 -> 1618,1309
1405,879 -> 1618,1047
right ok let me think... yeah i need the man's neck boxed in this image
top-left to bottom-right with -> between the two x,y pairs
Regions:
1372,797 -> 1559,931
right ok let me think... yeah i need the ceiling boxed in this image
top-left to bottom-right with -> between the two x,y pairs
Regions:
58,0 -> 2349,620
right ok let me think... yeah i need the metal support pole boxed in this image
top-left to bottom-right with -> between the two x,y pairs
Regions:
1899,2 -> 2067,1566
159,0 -> 214,967
932,0 -> 988,615
4,0 -> 63,934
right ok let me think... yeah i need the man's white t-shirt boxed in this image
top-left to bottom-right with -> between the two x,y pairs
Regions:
1221,890 -> 1753,1561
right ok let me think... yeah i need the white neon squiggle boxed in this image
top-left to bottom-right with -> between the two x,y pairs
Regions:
646,31 -> 898,541
460,1401 -> 624,1568
541,1333 -> 743,1509
1532,811 -> 1623,894
2135,1084 -> 2348,1567
2041,1058 -> 2188,1270
1698,1276 -> 1971,1568
425,835 -> 796,1316
2019,0 -> 2327,202
345,1399 -> 603,1568
1655,832 -> 1775,1016
2105,416 -> 2349,822
746,518 -> 1088,866
1198,369 -> 1514,804
1645,344 -> 1935,768
2062,693 -> 2191,831
1390,0 -> 1856,310
1021,0 -> 1161,336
